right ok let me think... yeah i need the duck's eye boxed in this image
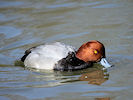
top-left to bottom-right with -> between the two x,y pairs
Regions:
94,50 -> 98,55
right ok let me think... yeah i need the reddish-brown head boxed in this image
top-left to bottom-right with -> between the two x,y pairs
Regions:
76,40 -> 106,62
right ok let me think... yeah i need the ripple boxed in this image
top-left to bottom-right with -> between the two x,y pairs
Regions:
0,36 -> 38,52
92,3 -> 120,8
0,1 -> 24,8
46,2 -> 77,9
45,32 -> 89,42
82,92 -> 108,97
89,23 -> 123,29
80,1 -> 101,7
0,26 -> 22,39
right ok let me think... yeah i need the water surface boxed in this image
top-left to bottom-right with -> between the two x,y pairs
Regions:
0,0 -> 133,100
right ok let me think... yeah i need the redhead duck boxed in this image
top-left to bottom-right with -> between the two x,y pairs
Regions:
21,40 -> 112,71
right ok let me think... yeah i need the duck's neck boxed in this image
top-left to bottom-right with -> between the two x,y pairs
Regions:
66,52 -> 86,66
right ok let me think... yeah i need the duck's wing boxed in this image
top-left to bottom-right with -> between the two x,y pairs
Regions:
21,46 -> 37,62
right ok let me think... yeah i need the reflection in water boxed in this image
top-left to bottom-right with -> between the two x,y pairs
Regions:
30,68 -> 109,87
95,97 -> 110,100
79,69 -> 109,85
15,60 -> 109,87
15,62 -> 108,88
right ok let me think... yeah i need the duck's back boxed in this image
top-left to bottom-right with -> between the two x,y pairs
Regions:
23,42 -> 75,69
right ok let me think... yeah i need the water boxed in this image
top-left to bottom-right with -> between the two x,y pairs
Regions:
0,0 -> 133,100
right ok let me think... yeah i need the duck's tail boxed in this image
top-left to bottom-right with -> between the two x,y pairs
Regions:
21,46 -> 37,62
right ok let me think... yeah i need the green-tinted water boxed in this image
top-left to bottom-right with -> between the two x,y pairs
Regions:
0,0 -> 133,100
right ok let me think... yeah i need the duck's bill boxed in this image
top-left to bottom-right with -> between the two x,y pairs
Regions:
100,58 -> 112,68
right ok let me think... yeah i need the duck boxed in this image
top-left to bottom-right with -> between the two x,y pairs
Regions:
21,40 -> 112,71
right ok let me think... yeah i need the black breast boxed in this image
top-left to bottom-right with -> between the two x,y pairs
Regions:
54,52 -> 92,71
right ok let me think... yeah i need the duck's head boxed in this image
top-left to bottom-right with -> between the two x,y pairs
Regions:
76,40 -> 112,68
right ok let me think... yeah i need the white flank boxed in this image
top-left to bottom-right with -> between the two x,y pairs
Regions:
24,42 -> 75,69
